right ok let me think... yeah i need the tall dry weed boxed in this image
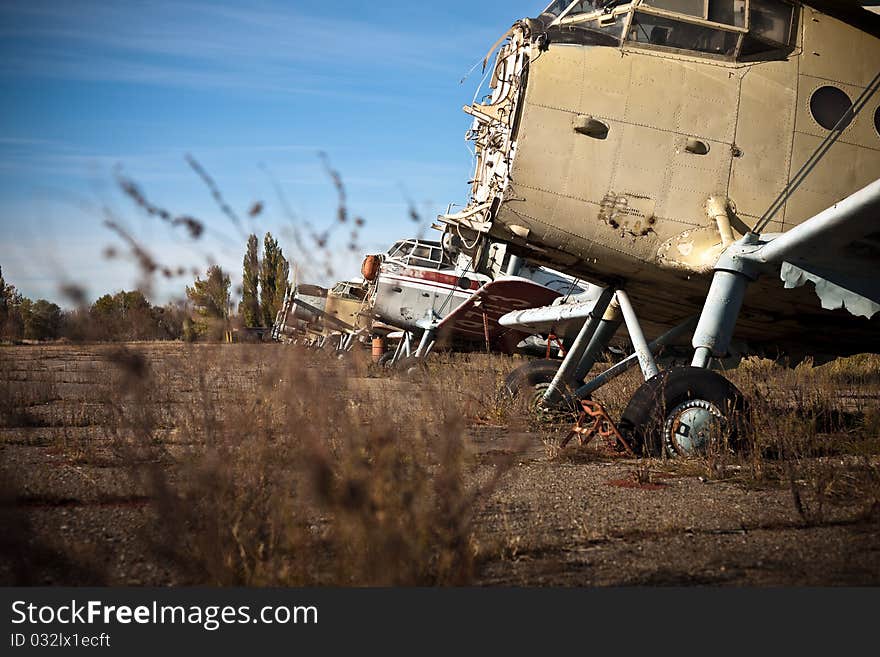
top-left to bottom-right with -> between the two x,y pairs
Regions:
91,344 -> 511,585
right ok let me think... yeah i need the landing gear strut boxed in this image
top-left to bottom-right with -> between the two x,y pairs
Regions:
505,257 -> 754,457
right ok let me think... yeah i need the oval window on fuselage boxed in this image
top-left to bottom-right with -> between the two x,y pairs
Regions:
809,86 -> 854,131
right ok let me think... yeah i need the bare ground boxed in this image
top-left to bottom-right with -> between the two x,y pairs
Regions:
1,343 -> 878,586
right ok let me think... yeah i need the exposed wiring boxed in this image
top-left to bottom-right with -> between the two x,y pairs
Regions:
561,276 -> 582,304
456,221 -> 482,250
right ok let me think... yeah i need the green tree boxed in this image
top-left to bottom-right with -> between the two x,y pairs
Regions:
273,255 -> 290,324
60,307 -> 90,342
22,299 -> 62,341
90,293 -> 124,339
0,267 -> 25,340
0,267 -> 12,316
260,232 -> 289,328
90,290 -> 154,340
241,233 -> 261,327
186,265 -> 231,340
151,302 -> 187,340
182,316 -> 197,343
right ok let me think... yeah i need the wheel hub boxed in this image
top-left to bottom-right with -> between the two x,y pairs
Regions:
663,399 -> 725,456
530,383 -> 577,422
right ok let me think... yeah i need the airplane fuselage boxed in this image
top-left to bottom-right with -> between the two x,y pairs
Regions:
369,240 -> 492,332
442,1 -> 880,357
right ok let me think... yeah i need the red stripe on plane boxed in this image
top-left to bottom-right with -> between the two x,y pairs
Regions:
378,273 -> 474,296
382,265 -> 482,291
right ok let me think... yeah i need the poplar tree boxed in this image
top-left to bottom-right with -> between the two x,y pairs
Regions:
273,256 -> 290,323
260,232 -> 289,328
241,234 -> 261,327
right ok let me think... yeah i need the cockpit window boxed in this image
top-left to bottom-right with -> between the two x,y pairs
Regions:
622,0 -> 794,59
708,0 -> 746,28
387,240 -> 406,259
641,0 -> 704,19
541,1 -> 595,19
627,11 -> 738,56
747,0 -> 794,46
541,0 -> 573,18
331,282 -> 366,300
640,0 -> 746,27
558,1 -> 604,20
385,239 -> 453,270
542,3 -> 631,45
540,0 -> 616,24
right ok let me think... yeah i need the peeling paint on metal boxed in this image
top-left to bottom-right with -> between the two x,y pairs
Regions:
780,262 -> 880,319
598,192 -> 656,238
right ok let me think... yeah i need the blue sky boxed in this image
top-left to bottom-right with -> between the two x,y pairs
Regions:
0,0 -> 538,305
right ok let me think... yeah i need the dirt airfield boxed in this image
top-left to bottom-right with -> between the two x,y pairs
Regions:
1,343 -> 878,586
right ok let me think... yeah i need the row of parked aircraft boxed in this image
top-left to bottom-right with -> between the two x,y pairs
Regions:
271,236 -> 593,364
273,0 -> 880,458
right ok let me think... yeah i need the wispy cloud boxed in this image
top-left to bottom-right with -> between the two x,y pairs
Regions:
0,0 -> 497,94
0,0 -> 517,303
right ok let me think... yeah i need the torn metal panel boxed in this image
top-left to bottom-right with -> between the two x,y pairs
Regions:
780,262 -> 880,319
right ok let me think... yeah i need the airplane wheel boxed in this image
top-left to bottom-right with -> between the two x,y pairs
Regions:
504,360 -> 580,416
377,352 -> 394,369
395,356 -> 426,378
620,367 -> 746,457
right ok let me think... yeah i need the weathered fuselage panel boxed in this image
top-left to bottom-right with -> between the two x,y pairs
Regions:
444,1 -> 880,356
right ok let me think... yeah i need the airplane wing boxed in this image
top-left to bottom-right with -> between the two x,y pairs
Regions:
739,178 -> 880,318
497,287 -> 608,335
291,298 -> 356,332
435,276 -> 562,352
369,321 -> 400,337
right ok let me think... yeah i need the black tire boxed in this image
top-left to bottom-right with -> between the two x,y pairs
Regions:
377,352 -> 394,369
504,359 -> 560,396
620,366 -> 747,457
504,359 -> 581,416
395,355 -> 427,377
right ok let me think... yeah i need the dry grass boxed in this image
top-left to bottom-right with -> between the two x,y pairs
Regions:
1,344 -> 518,585
590,354 -> 880,523
1,345 -> 878,585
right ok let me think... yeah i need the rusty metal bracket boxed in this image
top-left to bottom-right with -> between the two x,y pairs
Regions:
561,399 -> 636,456
544,331 -> 566,359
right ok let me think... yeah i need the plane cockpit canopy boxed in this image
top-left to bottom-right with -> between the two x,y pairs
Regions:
536,0 -> 798,60
386,239 -> 454,271
330,281 -> 367,301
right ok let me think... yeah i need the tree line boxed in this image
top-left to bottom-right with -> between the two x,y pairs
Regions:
1,268 -> 189,342
0,231 -> 290,343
